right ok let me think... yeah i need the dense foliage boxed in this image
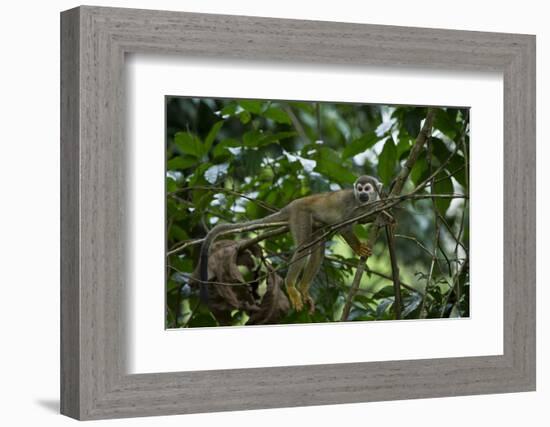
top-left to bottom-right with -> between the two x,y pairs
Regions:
165,97 -> 469,328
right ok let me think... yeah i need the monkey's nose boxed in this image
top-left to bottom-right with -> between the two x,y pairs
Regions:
359,194 -> 369,203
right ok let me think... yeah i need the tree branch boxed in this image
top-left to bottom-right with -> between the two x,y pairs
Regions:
170,185 -> 278,212
316,102 -> 323,141
341,108 -> 435,321
385,225 -> 402,319
283,105 -> 309,143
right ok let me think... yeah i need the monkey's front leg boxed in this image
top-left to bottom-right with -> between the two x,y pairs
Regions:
340,226 -> 372,258
356,243 -> 372,258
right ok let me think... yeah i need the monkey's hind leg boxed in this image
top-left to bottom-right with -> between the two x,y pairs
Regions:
285,251 -> 307,312
285,211 -> 313,312
298,242 -> 324,314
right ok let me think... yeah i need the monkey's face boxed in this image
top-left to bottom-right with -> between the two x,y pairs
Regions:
354,176 -> 381,204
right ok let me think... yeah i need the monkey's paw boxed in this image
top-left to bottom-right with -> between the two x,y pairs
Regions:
302,293 -> 316,315
357,243 -> 372,258
287,287 -> 304,311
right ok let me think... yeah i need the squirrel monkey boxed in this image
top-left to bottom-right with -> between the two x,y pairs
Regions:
199,175 -> 383,313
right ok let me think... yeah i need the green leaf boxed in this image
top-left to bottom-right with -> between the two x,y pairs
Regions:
403,109 -> 424,138
263,107 -> 291,124
377,138 -> 397,186
174,132 -> 203,158
239,110 -> 251,124
204,121 -> 223,153
430,137 -> 452,165
221,138 -> 241,147
348,307 -> 371,321
289,101 -> 315,114
220,103 -> 237,116
375,298 -> 394,319
402,293 -> 423,318
373,286 -> 395,299
170,224 -> 190,242
241,149 -> 264,176
188,163 -> 211,186
188,313 -> 218,327
410,157 -> 428,185
396,136 -> 412,159
433,173 -> 454,216
211,138 -> 241,160
169,255 -> 193,273
166,178 -> 178,193
243,130 -> 264,147
314,147 -> 356,184
191,188 -> 213,211
212,144 -> 229,160
342,132 -> 377,159
447,154 -> 468,188
166,279 -> 179,293
242,130 -> 296,148
238,100 -> 264,114
353,294 -> 374,308
449,304 -> 461,318
281,178 -> 298,200
352,223 -> 368,239
434,109 -> 458,139
167,156 -> 197,170
258,131 -> 297,147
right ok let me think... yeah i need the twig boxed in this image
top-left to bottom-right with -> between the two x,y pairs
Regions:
440,259 -> 467,317
171,269 -> 260,288
316,102 -> 323,141
170,185 -> 277,212
420,223 -> 440,319
169,194 -> 234,225
325,255 -> 419,294
434,166 -> 465,184
385,225 -> 402,319
437,239 -> 452,276
411,142 -> 461,195
167,221 -> 287,256
283,105 -> 309,143
435,210 -> 468,255
394,234 -> 437,261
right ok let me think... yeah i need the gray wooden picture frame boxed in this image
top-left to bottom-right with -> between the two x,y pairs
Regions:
60,5 -> 536,420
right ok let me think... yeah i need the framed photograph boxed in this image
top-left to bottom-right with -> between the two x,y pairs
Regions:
61,6 -> 536,420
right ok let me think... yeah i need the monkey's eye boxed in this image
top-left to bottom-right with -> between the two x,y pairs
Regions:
356,184 -> 363,191
365,184 -> 372,191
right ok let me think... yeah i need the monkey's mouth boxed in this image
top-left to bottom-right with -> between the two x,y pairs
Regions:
359,194 -> 370,203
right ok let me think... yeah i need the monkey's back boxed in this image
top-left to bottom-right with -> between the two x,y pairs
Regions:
287,189 -> 356,225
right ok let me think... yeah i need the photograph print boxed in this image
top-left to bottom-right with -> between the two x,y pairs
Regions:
165,97 -> 469,328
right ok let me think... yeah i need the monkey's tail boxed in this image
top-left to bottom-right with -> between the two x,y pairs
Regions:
199,211 -> 287,303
